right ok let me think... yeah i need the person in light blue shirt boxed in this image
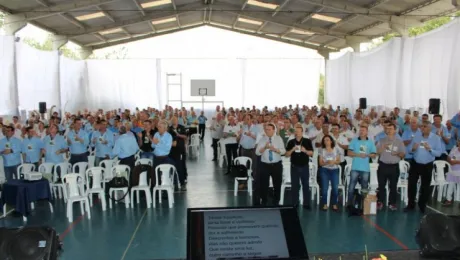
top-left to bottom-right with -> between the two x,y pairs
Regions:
66,118 -> 89,165
198,111 -> 207,141
91,120 -> 114,166
446,120 -> 458,153
431,115 -> 450,159
347,125 -> 377,207
0,126 -> 23,181
406,121 -> 442,213
22,127 -> 44,169
112,126 -> 139,170
152,120 -> 173,169
450,112 -> 460,129
43,124 -> 68,165
402,117 -> 422,161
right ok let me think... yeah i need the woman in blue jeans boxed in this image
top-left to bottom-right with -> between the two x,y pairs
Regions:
319,135 -> 341,211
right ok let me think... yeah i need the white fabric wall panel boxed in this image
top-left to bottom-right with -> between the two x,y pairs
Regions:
16,43 -> 60,111
326,18 -> 460,118
0,36 -> 17,115
244,59 -> 321,108
86,59 -> 158,111
60,56 -> 89,113
446,21 -> 460,115
349,39 -> 402,109
325,53 -> 351,107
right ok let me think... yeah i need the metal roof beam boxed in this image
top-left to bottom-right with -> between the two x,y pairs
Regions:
67,2 -> 207,38
299,7 -> 324,24
16,0 -> 118,21
90,24 -> 203,49
298,0 -> 421,27
36,0 -> 50,7
131,0 -> 145,16
272,0 -> 291,17
59,13 -> 86,29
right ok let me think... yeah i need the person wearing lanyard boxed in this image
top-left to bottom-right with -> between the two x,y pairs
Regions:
112,126 -> 139,172
21,127 -> 44,169
151,120 -> 173,170
285,125 -> 313,210
376,123 -> 405,211
42,124 -> 68,178
237,114 -> 257,173
137,119 -> 156,162
92,120 -> 114,167
255,123 -> 286,206
66,118 -> 90,165
406,121 -> 442,213
0,126 -> 23,181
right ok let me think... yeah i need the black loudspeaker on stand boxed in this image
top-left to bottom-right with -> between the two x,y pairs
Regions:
39,102 -> 47,114
359,98 -> 367,110
429,98 -> 440,115
0,226 -> 62,260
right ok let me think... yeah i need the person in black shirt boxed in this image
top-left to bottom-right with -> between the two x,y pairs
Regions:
285,125 -> 314,209
137,120 -> 157,161
170,116 -> 188,187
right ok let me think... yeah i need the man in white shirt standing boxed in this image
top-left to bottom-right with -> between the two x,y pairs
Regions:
223,116 -> 239,175
256,123 -> 286,205
210,113 -> 224,161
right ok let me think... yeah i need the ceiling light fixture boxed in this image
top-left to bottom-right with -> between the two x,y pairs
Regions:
247,0 -> 279,10
312,14 -> 341,23
141,0 -> 172,9
151,17 -> 177,25
290,28 -> 314,35
100,28 -> 123,35
75,12 -> 105,21
237,17 -> 263,26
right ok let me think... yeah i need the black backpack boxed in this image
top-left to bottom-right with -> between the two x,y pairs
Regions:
231,164 -> 248,178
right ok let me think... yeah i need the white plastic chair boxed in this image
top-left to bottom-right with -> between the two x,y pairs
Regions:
131,170 -> 152,208
135,158 -> 153,166
306,163 -> 319,205
39,163 -> 55,198
327,166 -> 346,206
233,157 -> 253,197
99,159 -> 117,182
188,133 -> 200,158
17,163 -> 36,179
87,155 -> 95,168
344,156 -> 353,167
134,150 -> 141,161
108,165 -> 131,209
218,140 -> 227,168
72,162 -> 89,191
279,161 -> 292,205
391,160 -> 410,205
85,167 -> 106,211
153,164 -> 177,208
369,163 -> 379,192
431,160 -> 451,202
62,174 -> 91,223
0,157 -> 5,183
52,162 -> 72,201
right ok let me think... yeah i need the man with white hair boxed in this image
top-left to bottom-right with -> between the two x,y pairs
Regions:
113,125 -> 139,171
151,120 -> 173,170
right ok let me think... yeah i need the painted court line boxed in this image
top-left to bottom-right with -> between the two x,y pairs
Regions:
120,209 -> 148,260
60,214 -> 85,240
426,205 -> 445,215
0,209 -> 15,219
361,215 -> 409,250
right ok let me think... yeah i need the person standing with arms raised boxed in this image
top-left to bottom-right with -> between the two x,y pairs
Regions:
285,125 -> 313,209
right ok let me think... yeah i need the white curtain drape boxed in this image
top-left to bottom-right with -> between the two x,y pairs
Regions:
60,56 -> 89,113
86,59 -> 158,111
244,58 -> 321,108
0,36 -> 17,115
326,18 -> 460,118
16,43 -> 60,112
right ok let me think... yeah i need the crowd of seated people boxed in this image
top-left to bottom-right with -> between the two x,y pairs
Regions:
1,104 -> 459,213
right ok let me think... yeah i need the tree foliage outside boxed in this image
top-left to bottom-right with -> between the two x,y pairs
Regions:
318,74 -> 325,105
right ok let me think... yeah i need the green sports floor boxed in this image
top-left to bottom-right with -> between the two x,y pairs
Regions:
0,138 -> 437,260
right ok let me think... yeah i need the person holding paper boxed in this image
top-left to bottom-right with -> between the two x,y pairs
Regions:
406,121 -> 442,213
376,123 -> 405,211
223,116 -> 239,175
318,135 -> 341,211
256,123 -> 286,206
285,125 -> 313,210
0,126 -> 23,181
347,124 -> 377,208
